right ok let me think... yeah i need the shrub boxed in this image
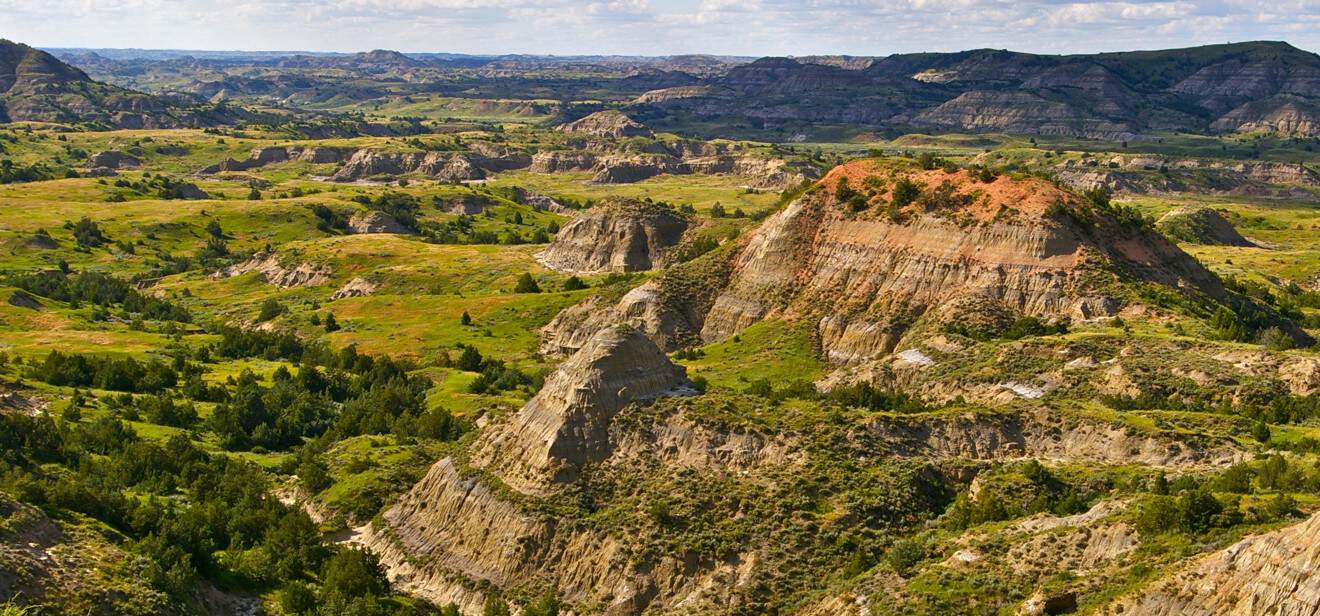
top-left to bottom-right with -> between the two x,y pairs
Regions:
513,273 -> 541,293
257,298 -> 285,322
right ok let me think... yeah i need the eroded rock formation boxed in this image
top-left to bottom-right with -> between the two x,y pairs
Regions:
211,252 -> 331,288
537,199 -> 689,273
697,160 -> 1225,363
1104,510 -> 1320,615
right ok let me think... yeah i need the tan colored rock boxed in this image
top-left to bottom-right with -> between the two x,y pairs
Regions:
537,199 -> 689,273
347,210 -> 407,234
331,277 -> 377,300
700,161 -> 1223,363
211,253 -> 331,288
556,110 -> 653,138
1105,510 -> 1320,616
331,150 -> 485,182
472,325 -> 692,495
1279,356 -> 1320,395
869,408 -> 1242,468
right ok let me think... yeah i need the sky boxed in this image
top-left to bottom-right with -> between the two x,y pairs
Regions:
0,0 -> 1317,57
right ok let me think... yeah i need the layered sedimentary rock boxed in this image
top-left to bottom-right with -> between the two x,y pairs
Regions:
537,199 -> 689,273
912,90 -> 1138,140
211,253 -> 331,288
870,408 -> 1242,468
697,160 -> 1224,363
330,150 -> 485,182
540,281 -> 689,357
1211,95 -> 1320,136
363,326 -> 730,612
198,146 -> 352,173
471,325 -> 693,494
331,277 -> 377,300
1104,510 -> 1320,615
556,109 -> 654,138
347,210 -> 407,234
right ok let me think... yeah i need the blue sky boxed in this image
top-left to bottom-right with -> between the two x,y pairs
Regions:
1,0 -> 1316,56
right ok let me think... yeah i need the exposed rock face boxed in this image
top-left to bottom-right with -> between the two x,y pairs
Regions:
528,140 -> 814,190
1156,207 -> 1255,246
541,281 -> 689,357
363,326 -> 732,612
1104,510 -> 1320,615
441,195 -> 488,215
591,157 -> 675,183
529,150 -> 598,173
538,199 -> 689,273
347,210 -> 406,234
86,150 -> 140,169
511,187 -> 569,214
1053,155 -> 1320,199
330,150 -> 485,182
869,408 -> 1242,468
211,253 -> 331,288
699,160 -> 1224,363
359,457 -> 744,615
331,277 -> 377,300
636,42 -> 1320,138
471,325 -> 692,494
682,155 -> 815,190
913,90 -> 1137,141
557,110 -> 654,138
1211,95 -> 1320,135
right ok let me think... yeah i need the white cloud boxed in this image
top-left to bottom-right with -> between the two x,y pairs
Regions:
0,0 -> 1314,56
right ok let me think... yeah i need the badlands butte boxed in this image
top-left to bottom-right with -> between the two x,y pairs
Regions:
1,37 -> 1320,616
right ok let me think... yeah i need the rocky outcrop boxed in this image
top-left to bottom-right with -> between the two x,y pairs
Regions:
698,160 -> 1224,363
199,146 -> 352,174
537,199 -> 689,273
440,195 -> 489,215
911,90 -> 1138,140
1104,510 -> 1320,615
540,281 -> 691,357
1156,207 -> 1255,246
682,155 -> 815,190
86,150 -> 140,169
868,408 -> 1243,468
529,150 -> 598,173
557,110 -> 654,139
1212,95 -> 1320,136
330,150 -> 485,183
359,457 -> 747,615
347,210 -> 407,234
211,253 -> 331,288
471,325 -> 693,494
511,188 -> 570,214
362,326 -> 727,612
1053,158 -> 1320,201
331,277 -> 377,300
591,157 -> 677,183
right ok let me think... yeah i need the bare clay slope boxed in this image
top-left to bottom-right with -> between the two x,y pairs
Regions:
363,326 -> 724,613
1106,510 -> 1320,616
537,199 -> 690,273
699,160 -> 1225,363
